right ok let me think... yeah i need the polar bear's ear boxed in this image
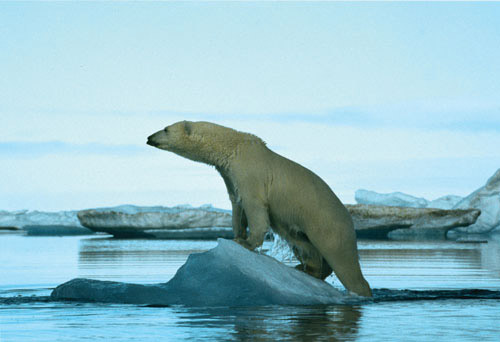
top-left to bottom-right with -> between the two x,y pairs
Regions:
184,121 -> 192,135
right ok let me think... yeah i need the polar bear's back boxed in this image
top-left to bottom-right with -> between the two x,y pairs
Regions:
251,147 -> 352,231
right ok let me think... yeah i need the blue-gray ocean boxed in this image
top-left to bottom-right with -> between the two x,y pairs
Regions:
1,233 -> 499,341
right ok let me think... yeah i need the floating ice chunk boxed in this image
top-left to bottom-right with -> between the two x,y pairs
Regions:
77,204 -> 232,238
51,239 -> 351,306
347,204 -> 480,239
354,168 -> 500,234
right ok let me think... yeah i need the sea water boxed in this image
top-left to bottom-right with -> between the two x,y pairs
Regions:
1,233 -> 499,341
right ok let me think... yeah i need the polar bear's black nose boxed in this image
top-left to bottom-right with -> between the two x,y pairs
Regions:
147,135 -> 158,147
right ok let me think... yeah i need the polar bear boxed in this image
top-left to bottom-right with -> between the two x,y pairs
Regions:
147,121 -> 372,297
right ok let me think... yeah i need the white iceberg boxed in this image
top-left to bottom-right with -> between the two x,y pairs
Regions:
453,169 -> 500,234
356,168 -> 500,234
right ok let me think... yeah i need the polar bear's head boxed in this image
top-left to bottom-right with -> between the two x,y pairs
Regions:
147,121 -> 263,167
147,121 -> 191,151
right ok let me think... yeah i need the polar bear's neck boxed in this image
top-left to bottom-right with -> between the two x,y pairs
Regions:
202,134 -> 265,169
177,124 -> 265,169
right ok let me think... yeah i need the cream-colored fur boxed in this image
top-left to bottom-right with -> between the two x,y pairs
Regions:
147,121 -> 372,297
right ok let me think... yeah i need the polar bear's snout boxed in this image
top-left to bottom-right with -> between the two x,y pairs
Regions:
147,130 -> 166,148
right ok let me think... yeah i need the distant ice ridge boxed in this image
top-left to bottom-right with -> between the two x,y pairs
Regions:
355,190 -> 462,209
0,209 -> 81,228
4,165 -> 498,237
0,204 -> 231,237
2,201 -> 479,239
79,203 -> 479,239
356,168 -> 500,234
77,205 -> 232,233
88,203 -> 229,215
0,209 -> 92,235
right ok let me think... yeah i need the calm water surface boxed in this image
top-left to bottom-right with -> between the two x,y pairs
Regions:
1,232 -> 499,341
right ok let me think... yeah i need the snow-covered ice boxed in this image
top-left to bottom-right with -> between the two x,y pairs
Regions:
453,169 -> 500,234
76,203 -> 481,238
0,209 -> 92,235
355,168 -> 500,234
78,204 -> 232,230
355,189 -> 430,208
77,204 -> 232,238
346,204 -> 480,238
5,167 -> 499,238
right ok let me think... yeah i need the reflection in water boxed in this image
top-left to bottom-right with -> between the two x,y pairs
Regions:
177,305 -> 362,342
76,237 -> 500,290
357,240 -> 500,290
481,234 -> 500,275
78,238 -> 218,283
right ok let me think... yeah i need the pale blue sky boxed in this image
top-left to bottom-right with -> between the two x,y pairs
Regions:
1,2 -> 499,211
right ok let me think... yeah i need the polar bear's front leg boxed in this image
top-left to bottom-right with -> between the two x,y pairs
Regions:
235,202 -> 270,251
231,201 -> 248,240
